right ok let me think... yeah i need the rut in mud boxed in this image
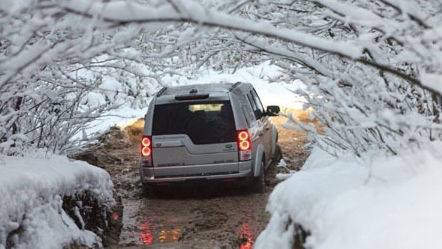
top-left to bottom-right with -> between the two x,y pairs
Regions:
74,112 -> 311,249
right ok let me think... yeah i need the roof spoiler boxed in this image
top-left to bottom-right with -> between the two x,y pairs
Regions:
175,94 -> 209,101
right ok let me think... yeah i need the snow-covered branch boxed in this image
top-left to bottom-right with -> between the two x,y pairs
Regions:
58,0 -> 442,96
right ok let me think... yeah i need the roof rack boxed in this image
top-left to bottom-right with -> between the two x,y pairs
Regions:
228,82 -> 241,91
156,87 -> 167,97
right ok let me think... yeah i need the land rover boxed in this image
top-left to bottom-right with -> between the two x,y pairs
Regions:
139,82 -> 280,194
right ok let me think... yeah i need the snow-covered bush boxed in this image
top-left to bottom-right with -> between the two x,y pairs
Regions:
0,2 -> 164,154
0,153 -> 114,249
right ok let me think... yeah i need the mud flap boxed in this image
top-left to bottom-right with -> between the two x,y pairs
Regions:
253,144 -> 265,177
271,125 -> 278,157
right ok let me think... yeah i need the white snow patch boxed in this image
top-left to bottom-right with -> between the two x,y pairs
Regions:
163,62 -> 307,109
0,152 -> 114,249
277,159 -> 287,168
256,142 -> 442,249
421,73 -> 442,95
276,158 -> 296,180
73,103 -> 150,141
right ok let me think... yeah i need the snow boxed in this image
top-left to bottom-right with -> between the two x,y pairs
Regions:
162,62 -> 307,109
73,103 -> 150,141
276,159 -> 297,180
63,0 -> 363,58
256,143 -> 442,249
0,152 -> 114,249
316,0 -> 397,31
277,159 -> 287,168
421,73 -> 442,95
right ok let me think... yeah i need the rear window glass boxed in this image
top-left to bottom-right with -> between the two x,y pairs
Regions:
152,101 -> 236,144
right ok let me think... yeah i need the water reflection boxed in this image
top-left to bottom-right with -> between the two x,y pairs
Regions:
159,228 -> 181,242
138,199 -> 258,248
140,219 -> 255,248
140,221 -> 153,245
112,212 -> 119,221
140,219 -> 181,245
239,223 -> 253,249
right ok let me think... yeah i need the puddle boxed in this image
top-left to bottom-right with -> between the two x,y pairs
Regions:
139,220 -> 181,245
138,214 -> 258,248
118,190 -> 269,248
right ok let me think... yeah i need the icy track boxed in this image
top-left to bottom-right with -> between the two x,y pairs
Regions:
0,152 -> 114,249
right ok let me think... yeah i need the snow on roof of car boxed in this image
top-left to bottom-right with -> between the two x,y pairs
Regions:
160,83 -> 237,96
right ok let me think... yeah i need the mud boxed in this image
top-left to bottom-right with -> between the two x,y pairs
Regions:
74,113 -> 310,249
116,189 -> 270,249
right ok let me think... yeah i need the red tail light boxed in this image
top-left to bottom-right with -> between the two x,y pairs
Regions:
237,130 -> 252,161
141,136 -> 152,158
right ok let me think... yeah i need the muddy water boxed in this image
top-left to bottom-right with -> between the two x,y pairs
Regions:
118,188 -> 270,249
75,115 -> 310,249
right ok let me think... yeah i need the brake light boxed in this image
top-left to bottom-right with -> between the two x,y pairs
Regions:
141,136 -> 152,158
237,130 -> 252,161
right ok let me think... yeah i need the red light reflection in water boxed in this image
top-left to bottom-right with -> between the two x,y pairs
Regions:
112,212 -> 119,221
239,223 -> 253,249
140,221 -> 153,245
139,219 -> 181,245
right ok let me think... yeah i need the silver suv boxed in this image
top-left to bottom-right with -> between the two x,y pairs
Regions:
139,83 -> 280,193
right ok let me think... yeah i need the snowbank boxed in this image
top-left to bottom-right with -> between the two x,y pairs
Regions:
256,143 -> 442,249
0,152 -> 114,249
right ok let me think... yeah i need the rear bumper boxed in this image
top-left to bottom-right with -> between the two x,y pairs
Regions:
140,161 -> 253,183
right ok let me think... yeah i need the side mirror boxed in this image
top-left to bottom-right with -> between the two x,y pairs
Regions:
266,105 -> 280,116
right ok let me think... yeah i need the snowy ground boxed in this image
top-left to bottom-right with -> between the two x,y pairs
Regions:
256,142 -> 442,249
0,152 -> 114,249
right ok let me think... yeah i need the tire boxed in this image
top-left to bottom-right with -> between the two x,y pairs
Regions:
252,160 -> 266,193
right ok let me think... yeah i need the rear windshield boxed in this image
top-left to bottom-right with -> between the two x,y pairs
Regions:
152,101 -> 236,144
